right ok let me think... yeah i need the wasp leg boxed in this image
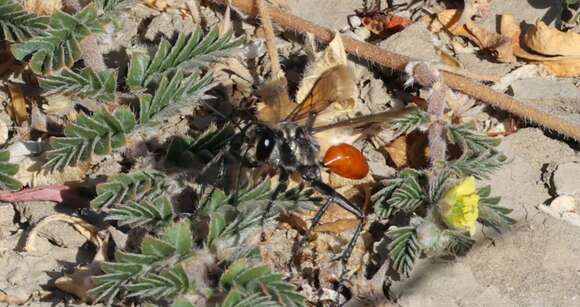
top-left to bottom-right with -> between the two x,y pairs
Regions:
260,169 -> 289,240
305,178 -> 365,305
335,218 -> 365,304
289,197 -> 332,264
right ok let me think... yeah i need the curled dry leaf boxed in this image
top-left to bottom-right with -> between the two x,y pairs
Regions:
429,10 -> 580,76
55,265 -> 99,303
524,21 -> 580,57
500,15 -> 580,77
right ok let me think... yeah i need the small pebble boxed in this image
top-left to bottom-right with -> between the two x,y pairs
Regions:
550,195 -> 576,216
552,162 -> 580,196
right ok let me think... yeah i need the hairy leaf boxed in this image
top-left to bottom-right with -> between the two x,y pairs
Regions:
139,71 -> 214,125
477,186 -> 515,232
166,125 -> 236,167
91,170 -> 168,209
11,4 -> 103,74
372,177 -> 405,219
203,179 -> 319,247
220,260 -> 305,307
127,29 -> 242,89
106,196 -> 174,229
92,221 -> 193,303
447,124 -> 500,153
0,151 -> 22,190
387,225 -> 420,277
391,109 -> 429,136
40,68 -> 117,102
126,265 -> 190,299
45,107 -> 136,171
442,229 -> 475,255
448,151 -> 507,179
0,0 -> 48,42
387,172 -> 426,213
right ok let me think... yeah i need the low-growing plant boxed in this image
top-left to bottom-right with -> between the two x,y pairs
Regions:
0,0 -> 515,305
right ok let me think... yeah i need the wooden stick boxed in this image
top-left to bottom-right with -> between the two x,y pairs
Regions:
211,0 -> 580,141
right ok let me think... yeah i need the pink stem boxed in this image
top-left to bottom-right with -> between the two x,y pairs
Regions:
0,185 -> 90,207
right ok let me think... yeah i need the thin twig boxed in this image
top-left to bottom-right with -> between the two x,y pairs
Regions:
211,0 -> 580,141
257,0 -> 283,80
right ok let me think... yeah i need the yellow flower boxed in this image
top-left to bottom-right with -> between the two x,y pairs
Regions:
439,176 -> 480,236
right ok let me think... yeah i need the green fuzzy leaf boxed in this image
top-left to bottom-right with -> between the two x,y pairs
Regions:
142,238 -> 177,258
138,71 -> 215,125
387,173 -> 426,213
0,0 -> 48,42
40,67 -> 117,102
166,125 -> 236,167
45,107 -> 137,171
11,4 -> 103,74
163,220 -> 193,259
106,196 -> 174,229
126,265 -> 190,299
391,109 -> 429,136
372,177 -> 405,219
447,123 -> 500,153
387,225 -> 420,277
127,29 -> 242,89
172,299 -> 195,307
442,229 -> 474,255
91,221 -> 193,304
0,151 -> 22,190
91,171 -> 169,209
201,178 -> 319,248
448,151 -> 507,179
478,186 -> 515,232
219,260 -> 305,307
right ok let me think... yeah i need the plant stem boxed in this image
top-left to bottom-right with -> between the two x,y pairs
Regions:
210,0 -> 580,141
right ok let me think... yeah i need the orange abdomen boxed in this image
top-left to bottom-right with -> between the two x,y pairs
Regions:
322,144 -> 369,180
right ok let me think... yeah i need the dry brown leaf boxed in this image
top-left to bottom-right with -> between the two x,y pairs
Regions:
524,21 -> 580,57
24,0 -> 62,15
54,265 -> 98,303
144,0 -> 168,10
535,59 -> 580,77
501,15 -> 580,77
385,135 -> 408,169
428,10 -> 517,63
315,218 -> 359,233
6,83 -> 28,125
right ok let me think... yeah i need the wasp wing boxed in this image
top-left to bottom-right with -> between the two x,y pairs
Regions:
312,107 -> 418,133
285,65 -> 356,123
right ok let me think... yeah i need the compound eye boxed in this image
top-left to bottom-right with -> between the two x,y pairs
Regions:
256,130 -> 275,161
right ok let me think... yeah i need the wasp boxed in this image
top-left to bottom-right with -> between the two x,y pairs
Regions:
194,11 -> 414,298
